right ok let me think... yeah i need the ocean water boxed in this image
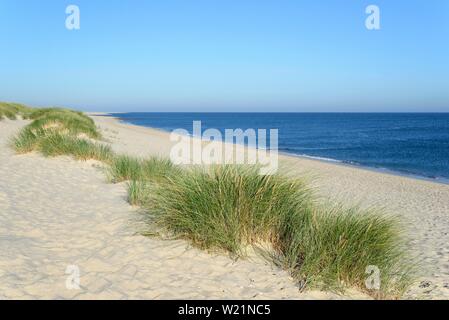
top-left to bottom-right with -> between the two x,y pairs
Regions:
109,113 -> 449,182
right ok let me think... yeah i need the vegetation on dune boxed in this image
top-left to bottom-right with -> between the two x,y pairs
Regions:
38,133 -> 113,162
12,126 -> 49,154
6,102 -> 414,298
11,105 -> 104,160
27,108 -> 100,139
145,165 -> 312,253
278,204 -> 413,298
109,155 -> 181,183
142,165 -> 412,297
0,102 -> 33,120
109,155 -> 144,182
127,180 -> 151,206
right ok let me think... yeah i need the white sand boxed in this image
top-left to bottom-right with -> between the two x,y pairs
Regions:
1,115 -> 448,299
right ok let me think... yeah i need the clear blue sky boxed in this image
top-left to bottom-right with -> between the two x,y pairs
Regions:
0,0 -> 448,112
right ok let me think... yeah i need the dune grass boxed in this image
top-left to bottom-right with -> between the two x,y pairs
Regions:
0,102 -> 33,120
11,106 -> 104,160
12,127 -> 112,161
127,180 -> 152,206
27,108 -> 100,139
278,204 -> 412,297
111,155 -> 183,206
145,165 -> 311,253
142,165 -> 412,297
38,133 -> 113,162
109,155 -> 181,183
12,126 -> 48,153
109,155 -> 143,182
7,103 -> 413,298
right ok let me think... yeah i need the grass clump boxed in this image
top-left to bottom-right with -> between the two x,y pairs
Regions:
12,126 -> 48,153
27,108 -> 100,139
11,106 -> 111,162
0,102 -> 33,120
278,205 -> 412,297
110,155 -> 180,183
145,165 -> 412,297
140,157 -> 181,182
147,165 -> 312,253
13,129 -> 112,162
38,133 -> 113,162
109,155 -> 143,182
11,105 -> 105,161
115,156 -> 181,206
128,180 -> 151,206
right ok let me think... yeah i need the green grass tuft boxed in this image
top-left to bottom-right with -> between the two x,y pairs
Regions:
38,133 -> 113,162
144,165 -> 412,297
109,155 -> 143,182
140,157 -> 181,181
127,180 -> 152,206
110,155 -> 180,183
278,205 -> 412,298
0,102 -> 33,120
11,126 -> 47,153
147,165 -> 312,253
11,105 -> 105,161
27,108 -> 100,139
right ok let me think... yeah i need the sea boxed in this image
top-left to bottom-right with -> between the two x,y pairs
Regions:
107,113 -> 449,183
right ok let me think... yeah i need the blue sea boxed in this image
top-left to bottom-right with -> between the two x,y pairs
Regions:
108,113 -> 449,183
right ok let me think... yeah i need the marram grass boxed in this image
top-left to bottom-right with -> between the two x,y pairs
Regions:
143,165 -> 413,298
277,204 -> 413,298
11,105 -> 104,160
109,155 -> 181,183
38,133 -> 113,162
27,108 -> 100,139
12,129 -> 113,162
0,102 -> 33,120
146,165 -> 312,253
12,126 -> 48,154
127,180 -> 152,206
109,155 -> 143,182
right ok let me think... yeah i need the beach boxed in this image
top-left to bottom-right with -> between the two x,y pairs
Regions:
1,114 -> 448,299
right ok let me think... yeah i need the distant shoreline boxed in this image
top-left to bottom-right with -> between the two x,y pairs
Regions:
94,112 -> 449,186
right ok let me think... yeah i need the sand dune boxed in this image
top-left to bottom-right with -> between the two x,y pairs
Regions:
1,115 -> 448,299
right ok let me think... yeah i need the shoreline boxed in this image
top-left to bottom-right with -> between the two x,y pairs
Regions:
281,151 -> 449,186
98,112 -> 449,187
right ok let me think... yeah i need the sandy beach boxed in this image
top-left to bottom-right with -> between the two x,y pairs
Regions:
1,115 -> 448,299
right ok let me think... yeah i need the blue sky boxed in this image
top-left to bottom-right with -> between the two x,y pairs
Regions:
0,0 -> 448,112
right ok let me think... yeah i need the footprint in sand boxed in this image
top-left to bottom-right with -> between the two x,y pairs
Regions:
0,192 -> 10,211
